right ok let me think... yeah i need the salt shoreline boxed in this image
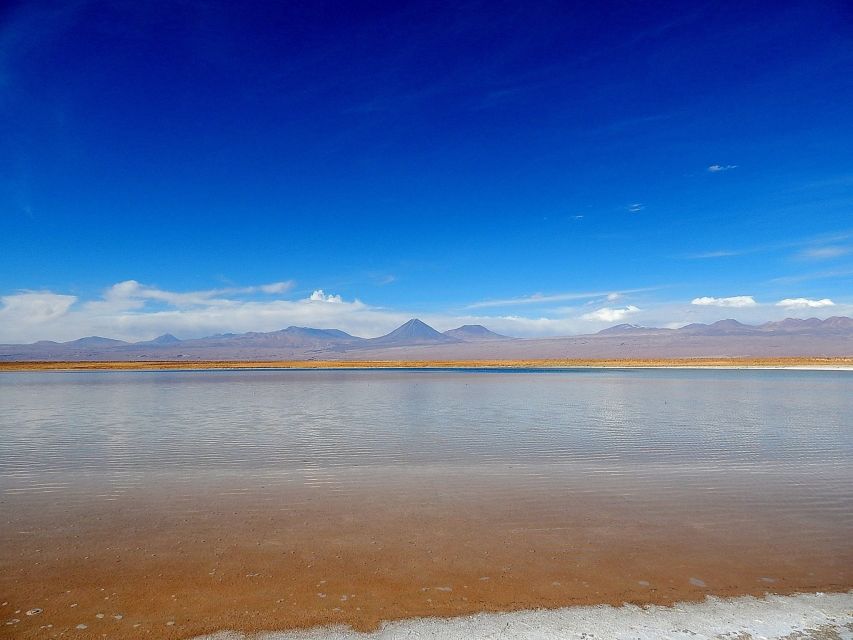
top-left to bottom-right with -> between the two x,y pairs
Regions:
198,592 -> 853,640
2,362 -> 853,372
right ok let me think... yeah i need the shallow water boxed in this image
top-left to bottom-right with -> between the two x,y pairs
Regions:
1,369 -> 852,638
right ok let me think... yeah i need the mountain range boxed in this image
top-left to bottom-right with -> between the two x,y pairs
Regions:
1,317 -> 852,361
598,316 -> 853,336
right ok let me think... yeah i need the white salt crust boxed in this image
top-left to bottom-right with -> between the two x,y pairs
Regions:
199,591 -> 853,640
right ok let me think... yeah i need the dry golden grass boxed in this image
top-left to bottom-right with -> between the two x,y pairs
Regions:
1,357 -> 852,371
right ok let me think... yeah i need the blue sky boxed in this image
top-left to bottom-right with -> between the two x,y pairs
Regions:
1,1 -> 852,341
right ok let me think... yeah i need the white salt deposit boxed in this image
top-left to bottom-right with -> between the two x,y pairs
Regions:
198,592 -> 853,640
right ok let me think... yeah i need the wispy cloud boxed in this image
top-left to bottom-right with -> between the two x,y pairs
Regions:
468,292 -> 608,309
682,231 -> 853,260
771,267 -> 853,284
708,164 -> 737,172
776,297 -> 835,309
796,246 -> 850,260
466,287 -> 656,310
86,279 -> 295,312
691,296 -> 757,308
628,203 -> 644,213
258,281 -> 293,294
683,249 -> 746,259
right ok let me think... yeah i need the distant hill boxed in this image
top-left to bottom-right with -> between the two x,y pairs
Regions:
597,324 -> 671,336
679,319 -> 757,336
63,336 -> 129,347
443,325 -> 512,341
597,316 -> 853,338
136,333 -> 181,345
185,326 -> 364,349
758,316 -> 853,334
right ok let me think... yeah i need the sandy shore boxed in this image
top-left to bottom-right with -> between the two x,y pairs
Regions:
197,592 -> 853,640
2,357 -> 853,371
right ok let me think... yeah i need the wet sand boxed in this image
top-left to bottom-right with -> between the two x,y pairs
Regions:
2,474 -> 851,639
2,357 -> 853,372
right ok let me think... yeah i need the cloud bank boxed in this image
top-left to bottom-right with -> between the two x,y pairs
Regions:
0,281 -> 850,343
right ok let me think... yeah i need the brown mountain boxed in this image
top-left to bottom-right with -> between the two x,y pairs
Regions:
443,325 -> 512,341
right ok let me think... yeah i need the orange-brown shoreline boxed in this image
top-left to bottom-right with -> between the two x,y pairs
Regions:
2,356 -> 853,371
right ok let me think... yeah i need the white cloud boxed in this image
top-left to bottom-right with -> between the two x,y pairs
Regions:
691,296 -> 757,308
309,289 -> 343,303
708,164 -> 737,172
581,305 -> 640,323
776,297 -> 835,309
628,203 -> 644,213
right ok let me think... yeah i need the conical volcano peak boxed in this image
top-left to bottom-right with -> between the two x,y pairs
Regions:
368,319 -> 459,345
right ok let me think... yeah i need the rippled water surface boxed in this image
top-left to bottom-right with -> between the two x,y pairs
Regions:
1,368 -> 851,638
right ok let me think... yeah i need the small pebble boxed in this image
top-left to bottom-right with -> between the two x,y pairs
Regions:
76,624 -> 88,630
26,608 -> 43,616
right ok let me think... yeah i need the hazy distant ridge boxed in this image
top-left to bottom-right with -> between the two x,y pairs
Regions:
600,316 -> 853,336
2,317 -> 852,361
